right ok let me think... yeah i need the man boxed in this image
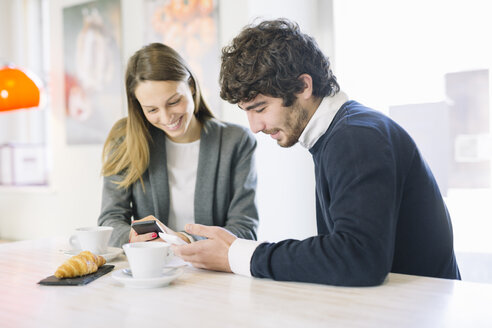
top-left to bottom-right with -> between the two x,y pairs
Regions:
173,19 -> 461,286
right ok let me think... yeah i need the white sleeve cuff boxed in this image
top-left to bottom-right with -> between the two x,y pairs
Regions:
228,238 -> 262,277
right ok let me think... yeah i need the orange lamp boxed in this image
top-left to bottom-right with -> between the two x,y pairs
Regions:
0,65 -> 41,112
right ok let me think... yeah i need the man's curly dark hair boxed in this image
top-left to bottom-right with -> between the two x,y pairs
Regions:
220,18 -> 340,107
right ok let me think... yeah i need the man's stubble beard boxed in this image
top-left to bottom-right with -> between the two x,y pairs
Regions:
278,101 -> 310,148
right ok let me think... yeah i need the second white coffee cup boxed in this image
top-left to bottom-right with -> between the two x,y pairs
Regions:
123,242 -> 172,279
69,226 -> 113,255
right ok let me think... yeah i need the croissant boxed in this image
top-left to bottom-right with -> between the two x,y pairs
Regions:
54,251 -> 106,278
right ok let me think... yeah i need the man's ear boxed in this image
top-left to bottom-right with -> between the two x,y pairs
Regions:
297,74 -> 314,100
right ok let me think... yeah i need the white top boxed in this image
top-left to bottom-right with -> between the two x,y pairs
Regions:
165,137 -> 200,232
228,91 -> 349,276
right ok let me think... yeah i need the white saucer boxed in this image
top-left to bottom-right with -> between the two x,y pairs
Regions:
63,247 -> 124,262
112,267 -> 183,288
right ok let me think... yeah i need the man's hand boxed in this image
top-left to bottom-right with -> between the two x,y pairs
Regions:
172,224 -> 237,272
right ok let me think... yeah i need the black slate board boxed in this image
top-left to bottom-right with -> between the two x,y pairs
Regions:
38,265 -> 115,286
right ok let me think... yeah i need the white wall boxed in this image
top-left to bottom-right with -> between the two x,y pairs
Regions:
0,0 -> 331,243
333,0 -> 492,114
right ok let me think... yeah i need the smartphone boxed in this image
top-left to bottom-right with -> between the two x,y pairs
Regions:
131,220 -> 164,237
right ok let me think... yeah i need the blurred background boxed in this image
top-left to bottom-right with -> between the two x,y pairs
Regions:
0,0 -> 491,283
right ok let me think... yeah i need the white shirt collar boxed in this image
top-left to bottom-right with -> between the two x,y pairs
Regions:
298,91 -> 349,149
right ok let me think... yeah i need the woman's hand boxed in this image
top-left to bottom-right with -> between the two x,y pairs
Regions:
129,215 -> 191,244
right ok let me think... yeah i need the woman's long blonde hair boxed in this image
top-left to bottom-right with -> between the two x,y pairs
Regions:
102,43 -> 214,189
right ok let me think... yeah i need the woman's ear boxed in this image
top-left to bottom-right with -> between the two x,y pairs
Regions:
188,77 -> 200,115
297,74 -> 314,100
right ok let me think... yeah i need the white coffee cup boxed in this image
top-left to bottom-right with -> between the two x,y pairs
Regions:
123,242 -> 172,279
69,226 -> 113,255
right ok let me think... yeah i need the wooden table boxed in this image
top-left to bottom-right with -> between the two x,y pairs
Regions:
1,237 -> 491,328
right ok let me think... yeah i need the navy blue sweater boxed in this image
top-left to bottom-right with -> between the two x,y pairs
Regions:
250,100 -> 461,286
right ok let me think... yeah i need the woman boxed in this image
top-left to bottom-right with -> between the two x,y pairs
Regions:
98,43 -> 258,247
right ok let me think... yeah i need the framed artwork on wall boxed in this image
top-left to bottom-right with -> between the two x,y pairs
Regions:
143,0 -> 221,116
63,0 -> 123,145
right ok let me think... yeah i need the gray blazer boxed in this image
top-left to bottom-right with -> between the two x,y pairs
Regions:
98,119 -> 259,247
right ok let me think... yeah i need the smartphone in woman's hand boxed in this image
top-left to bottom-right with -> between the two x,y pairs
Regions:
131,220 -> 164,237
